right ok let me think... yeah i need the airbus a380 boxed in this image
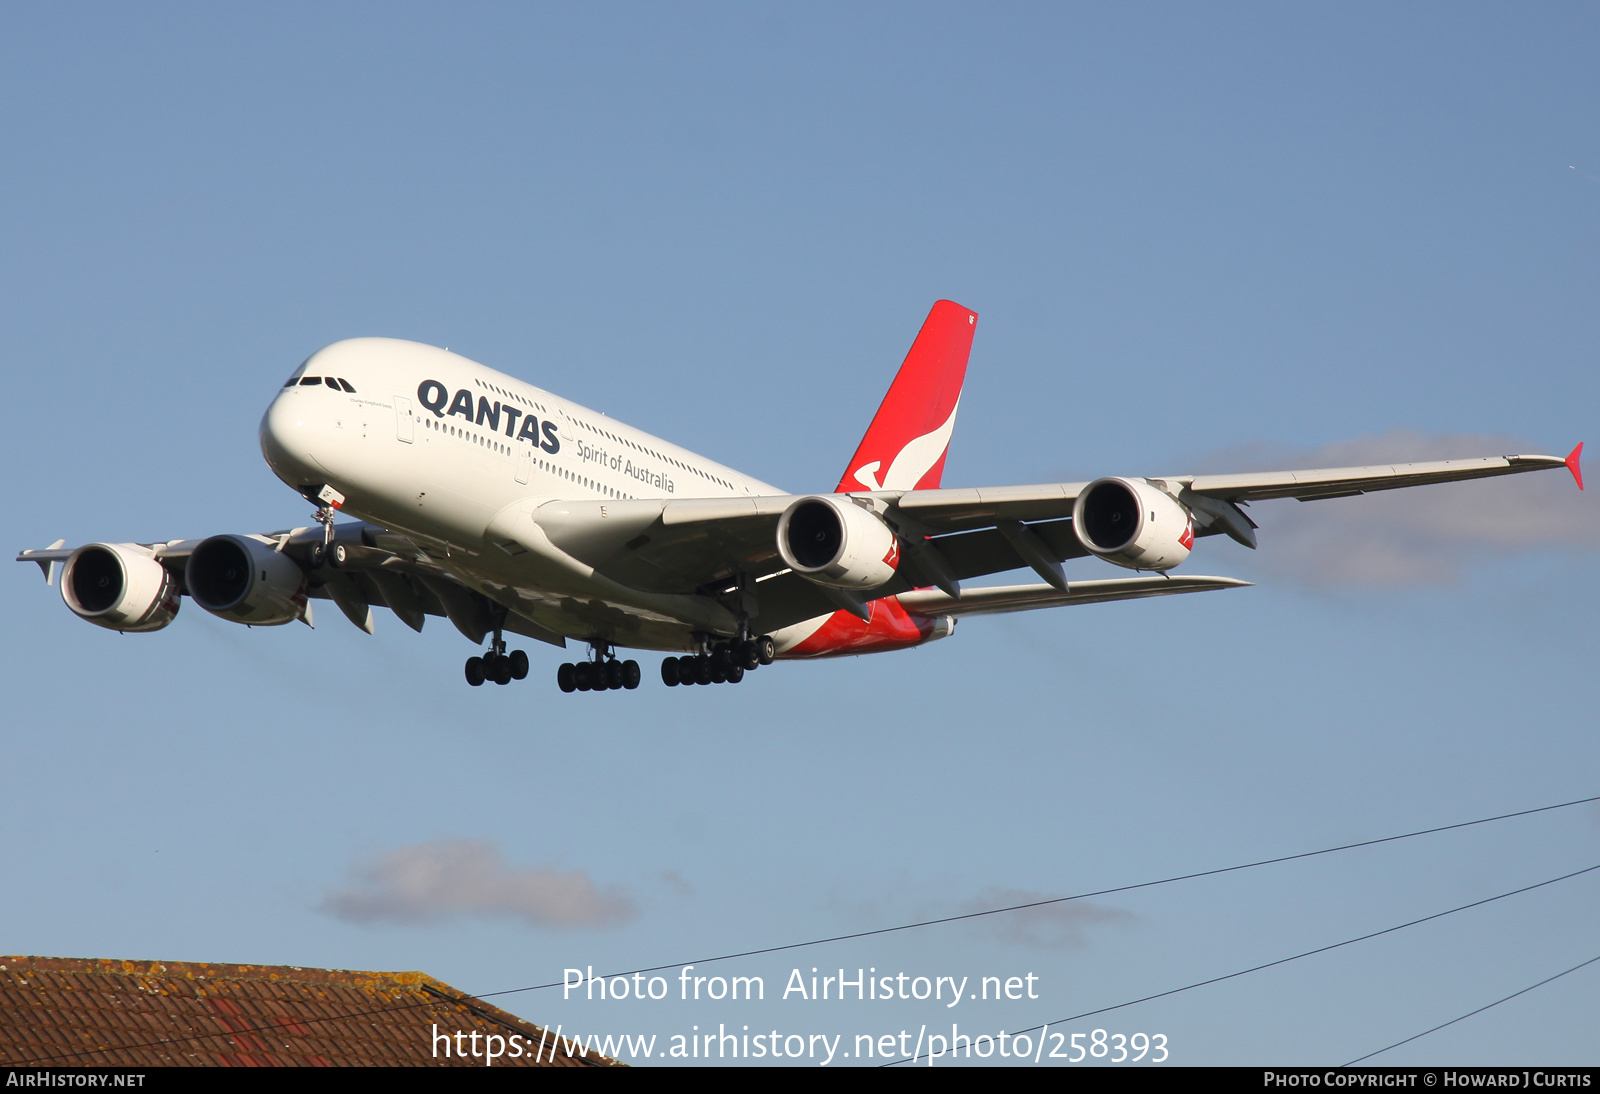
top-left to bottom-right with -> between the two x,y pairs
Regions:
20,301 -> 1584,693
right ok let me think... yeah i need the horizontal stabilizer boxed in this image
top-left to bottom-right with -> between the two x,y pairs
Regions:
898,575 -> 1250,618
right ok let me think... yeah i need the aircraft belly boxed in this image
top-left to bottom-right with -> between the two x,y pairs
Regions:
499,584 -> 700,652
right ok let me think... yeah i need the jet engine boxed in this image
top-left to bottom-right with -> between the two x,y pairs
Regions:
60,543 -> 181,633
1072,477 -> 1194,571
776,496 -> 900,590
186,534 -> 308,626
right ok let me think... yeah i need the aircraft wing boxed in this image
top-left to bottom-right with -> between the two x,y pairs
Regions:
887,449 -> 1579,529
531,495 -> 1084,586
19,525 -> 568,648
518,445 -> 1578,632
1181,451 -> 1578,502
897,575 -> 1251,617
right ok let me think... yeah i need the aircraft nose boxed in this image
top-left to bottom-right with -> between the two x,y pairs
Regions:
259,390 -> 321,485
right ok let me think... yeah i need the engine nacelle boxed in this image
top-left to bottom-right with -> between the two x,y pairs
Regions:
60,543 -> 181,633
776,496 -> 900,590
186,534 -> 308,626
1072,477 -> 1194,571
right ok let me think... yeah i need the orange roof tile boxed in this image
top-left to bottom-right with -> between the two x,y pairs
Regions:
0,956 -> 619,1067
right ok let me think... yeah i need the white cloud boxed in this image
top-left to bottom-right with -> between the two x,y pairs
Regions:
321,839 -> 637,929
962,888 -> 1134,949
1195,431 -> 1595,587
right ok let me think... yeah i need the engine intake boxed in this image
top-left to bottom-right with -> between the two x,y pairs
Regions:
186,535 -> 308,626
776,496 -> 900,590
60,543 -> 181,632
1072,478 -> 1194,571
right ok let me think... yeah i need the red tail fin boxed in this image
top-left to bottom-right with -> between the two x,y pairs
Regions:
836,300 -> 977,493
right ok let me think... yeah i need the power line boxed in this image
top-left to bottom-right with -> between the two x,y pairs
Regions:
883,861 -> 1600,1066
476,791 -> 1600,1000
1342,951 -> 1600,1066
13,793 -> 1598,1066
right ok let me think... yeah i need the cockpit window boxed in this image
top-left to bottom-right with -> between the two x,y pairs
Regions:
336,378 -> 357,393
299,376 -> 323,386
283,377 -> 298,388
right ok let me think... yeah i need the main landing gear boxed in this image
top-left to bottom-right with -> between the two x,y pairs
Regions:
661,635 -> 775,687
464,612 -> 529,686
465,645 -> 529,686
557,644 -> 641,694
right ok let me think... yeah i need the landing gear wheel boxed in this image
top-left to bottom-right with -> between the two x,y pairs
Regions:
465,656 -> 485,687
328,542 -> 348,568
755,634 -> 776,665
575,662 -> 596,691
491,656 -> 512,685
661,658 -> 681,686
508,649 -> 529,680
736,640 -> 760,671
695,655 -> 713,685
604,660 -> 624,690
622,660 -> 641,690
557,663 -> 577,693
309,544 -> 326,569
726,665 -> 745,684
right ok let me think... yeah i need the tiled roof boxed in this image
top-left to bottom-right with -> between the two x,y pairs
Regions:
0,956 -> 619,1067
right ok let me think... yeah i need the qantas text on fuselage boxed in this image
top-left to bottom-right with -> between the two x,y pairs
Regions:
19,301 -> 1583,694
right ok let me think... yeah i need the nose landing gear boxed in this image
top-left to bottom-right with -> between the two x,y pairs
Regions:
303,485 -> 350,569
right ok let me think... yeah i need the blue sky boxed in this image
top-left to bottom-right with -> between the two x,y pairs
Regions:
1,2 -> 1596,1066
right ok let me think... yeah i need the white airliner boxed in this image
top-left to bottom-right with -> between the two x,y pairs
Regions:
19,302 -> 1584,693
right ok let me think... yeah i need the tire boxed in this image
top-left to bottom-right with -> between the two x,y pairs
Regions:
755,634 -> 776,665
622,660 -> 641,689
329,543 -> 348,568
695,655 -> 713,685
575,662 -> 594,691
509,649 -> 529,680
726,665 -> 744,684
711,643 -> 731,671
557,663 -> 577,693
464,656 -> 485,687
309,544 -> 325,570
491,657 -> 512,685
605,660 -> 624,690
737,640 -> 760,670
661,657 -> 680,686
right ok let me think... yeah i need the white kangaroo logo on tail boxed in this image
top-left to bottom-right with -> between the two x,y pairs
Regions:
851,397 -> 961,491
